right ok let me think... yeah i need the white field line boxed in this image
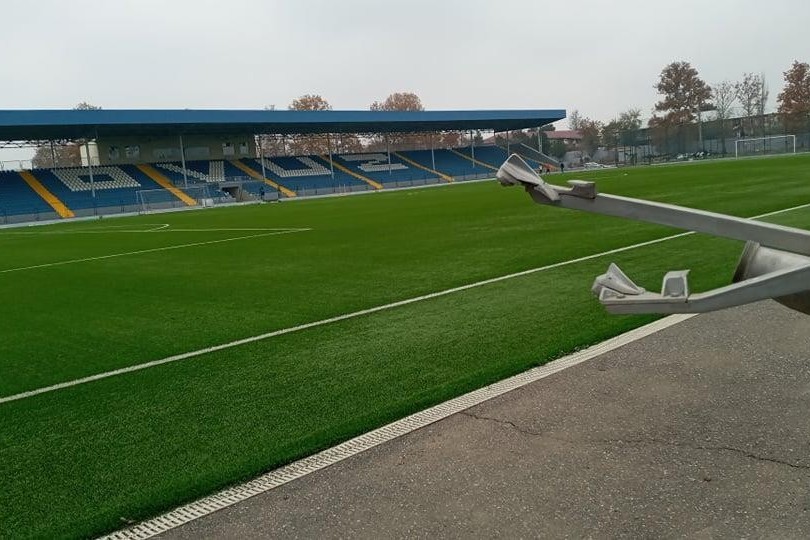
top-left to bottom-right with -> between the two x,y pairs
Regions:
149,228 -> 304,232
0,234 -> 690,405
3,199 -> 810,406
0,228 -> 311,275
0,226 -> 303,235
102,312 -> 697,540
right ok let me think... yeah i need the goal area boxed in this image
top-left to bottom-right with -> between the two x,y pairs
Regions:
735,135 -> 796,158
136,181 -> 271,213
136,185 -> 219,213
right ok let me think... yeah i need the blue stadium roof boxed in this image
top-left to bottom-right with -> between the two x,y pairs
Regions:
0,109 -> 565,141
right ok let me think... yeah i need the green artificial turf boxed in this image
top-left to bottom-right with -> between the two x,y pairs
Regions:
1,154 -> 810,537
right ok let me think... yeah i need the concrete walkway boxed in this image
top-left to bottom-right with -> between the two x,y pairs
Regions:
161,301 -> 810,539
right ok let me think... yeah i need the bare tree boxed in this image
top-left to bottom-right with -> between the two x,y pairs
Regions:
74,102 -> 101,111
568,109 -> 583,131
335,133 -> 364,154
711,80 -> 736,154
601,108 -> 642,162
32,102 -> 101,168
256,105 -> 287,157
756,75 -> 769,117
618,108 -> 642,131
579,117 -> 603,157
735,73 -> 769,136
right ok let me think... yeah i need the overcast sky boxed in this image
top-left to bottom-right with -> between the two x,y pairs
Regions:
1,0 -> 808,160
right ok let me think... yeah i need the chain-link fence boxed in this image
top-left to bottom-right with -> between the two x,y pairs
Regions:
598,113 -> 810,166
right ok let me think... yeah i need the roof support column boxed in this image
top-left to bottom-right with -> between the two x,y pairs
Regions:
506,130 -> 511,154
49,140 -> 56,168
179,134 -> 188,188
430,133 -> 436,171
537,128 -> 542,155
83,141 -> 96,198
385,133 -> 392,175
327,133 -> 334,179
470,129 -> 475,166
258,136 -> 267,180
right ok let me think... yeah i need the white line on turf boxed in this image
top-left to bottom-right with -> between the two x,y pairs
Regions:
0,228 -> 311,275
101,312 -> 696,540
151,228 -> 306,232
0,226 -> 301,235
3,199 -> 810,406
0,233 -> 690,405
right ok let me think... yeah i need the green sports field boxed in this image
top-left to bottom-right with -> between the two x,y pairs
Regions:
2,154 -> 810,538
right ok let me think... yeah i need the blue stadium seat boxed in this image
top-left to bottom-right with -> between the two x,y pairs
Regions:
329,152 -> 438,185
0,145 -> 514,221
30,166 -> 173,211
0,170 -> 55,219
453,145 -> 509,169
397,148 -> 493,178
241,157 -> 370,194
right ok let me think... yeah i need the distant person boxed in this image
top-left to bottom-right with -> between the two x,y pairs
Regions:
259,186 -> 266,201
560,162 -> 565,174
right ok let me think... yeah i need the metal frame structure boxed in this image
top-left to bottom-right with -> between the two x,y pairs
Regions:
1,109 -> 565,199
497,154 -> 810,316
734,134 -> 796,158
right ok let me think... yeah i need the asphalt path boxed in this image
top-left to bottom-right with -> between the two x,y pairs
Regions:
161,301 -> 810,539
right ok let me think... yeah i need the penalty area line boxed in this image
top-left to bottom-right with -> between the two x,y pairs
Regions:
0,226 -> 303,235
2,199 -> 809,406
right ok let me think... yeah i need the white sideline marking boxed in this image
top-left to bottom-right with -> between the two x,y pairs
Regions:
0,229 -> 311,275
3,199 -> 810,406
151,228 -> 304,233
0,225 -> 301,235
101,312 -> 696,540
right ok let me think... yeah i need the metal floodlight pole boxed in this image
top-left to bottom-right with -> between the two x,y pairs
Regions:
179,134 -> 188,188
327,133 -> 334,178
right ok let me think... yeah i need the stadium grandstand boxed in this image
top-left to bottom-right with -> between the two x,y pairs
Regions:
0,109 -> 564,224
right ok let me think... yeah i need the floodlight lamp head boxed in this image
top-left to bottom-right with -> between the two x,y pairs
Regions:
496,154 -> 559,202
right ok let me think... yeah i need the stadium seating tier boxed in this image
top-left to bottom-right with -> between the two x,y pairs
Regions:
0,146 -> 505,220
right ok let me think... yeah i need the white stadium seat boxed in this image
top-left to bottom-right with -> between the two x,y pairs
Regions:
260,157 -> 330,178
156,161 -> 225,182
52,166 -> 141,191
340,153 -> 407,172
